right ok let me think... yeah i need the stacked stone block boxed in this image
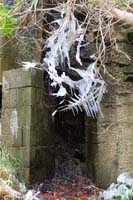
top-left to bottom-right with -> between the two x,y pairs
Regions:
1,68 -> 54,185
85,34 -> 133,187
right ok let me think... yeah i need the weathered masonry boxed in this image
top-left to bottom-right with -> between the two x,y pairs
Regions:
1,68 -> 55,184
0,26 -> 133,188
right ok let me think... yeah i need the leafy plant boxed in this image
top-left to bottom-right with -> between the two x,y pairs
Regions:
0,146 -> 25,192
0,147 -> 20,170
0,2 -> 17,35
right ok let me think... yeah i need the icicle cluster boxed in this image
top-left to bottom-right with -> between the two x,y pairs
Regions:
42,5 -> 106,117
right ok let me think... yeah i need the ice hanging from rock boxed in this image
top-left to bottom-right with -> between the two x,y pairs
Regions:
42,3 -> 106,117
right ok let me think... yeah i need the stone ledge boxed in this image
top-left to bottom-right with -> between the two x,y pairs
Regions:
3,68 -> 44,89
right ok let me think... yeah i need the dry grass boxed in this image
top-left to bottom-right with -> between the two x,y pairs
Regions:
10,0 -> 132,116
11,0 -> 132,68
3,0 -> 131,116
0,148 -> 26,198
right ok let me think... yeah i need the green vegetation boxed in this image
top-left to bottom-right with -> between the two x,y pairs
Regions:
111,0 -> 125,4
0,147 -> 21,188
0,0 -> 129,37
0,2 -> 17,35
0,147 -> 20,170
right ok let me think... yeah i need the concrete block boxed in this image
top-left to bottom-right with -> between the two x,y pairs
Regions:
1,107 -> 53,146
1,124 -> 31,147
30,106 -> 46,128
7,147 -> 30,168
3,68 -> 43,89
1,108 -> 19,136
116,93 -> 133,105
116,104 -> 133,123
1,67 -> 55,185
115,82 -> 133,94
31,88 -> 44,106
17,106 -> 31,128
98,104 -> 117,123
98,103 -> 133,124
16,87 -> 44,107
89,122 -> 133,187
30,127 -> 52,146
102,88 -> 116,104
19,126 -> 30,147
1,107 -> 31,131
16,87 -> 32,107
2,89 -> 17,108
0,131 -> 22,147
30,106 -> 52,129
94,163 -> 118,188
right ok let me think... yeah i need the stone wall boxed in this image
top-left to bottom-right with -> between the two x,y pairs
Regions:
0,14 -> 133,187
1,68 -> 54,185
85,29 -> 133,188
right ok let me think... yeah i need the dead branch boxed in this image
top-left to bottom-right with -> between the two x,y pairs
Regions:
112,8 -> 133,25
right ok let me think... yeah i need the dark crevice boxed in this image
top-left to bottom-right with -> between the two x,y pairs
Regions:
127,32 -> 133,43
53,111 -> 87,178
119,64 -> 129,67
124,75 -> 133,82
